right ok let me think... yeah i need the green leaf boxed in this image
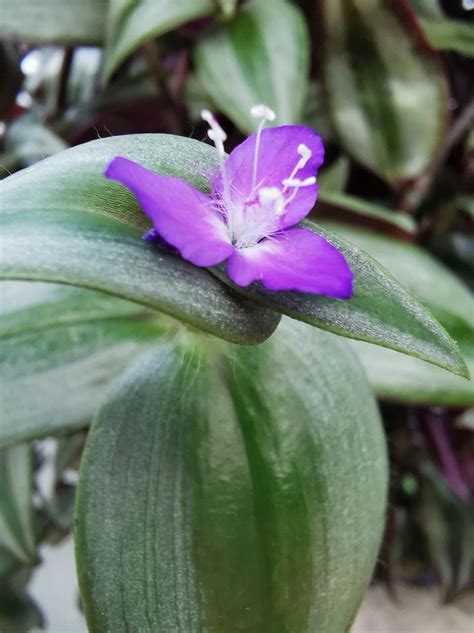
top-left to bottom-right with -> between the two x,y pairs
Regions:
419,464 -> 474,600
195,0 -> 309,132
213,219 -> 468,377
321,222 -> 474,404
0,445 -> 37,566
315,191 -> 416,234
3,113 -> 67,170
318,0 -> 448,183
103,0 -> 214,82
0,584 -> 43,633
0,281 -> 168,447
348,338 -> 474,406
318,157 -> 350,193
0,281 -> 142,339
409,0 -> 474,57
0,135 -> 280,346
0,0 -> 107,44
75,319 -> 388,633
216,0 -> 237,18
419,17 -> 474,57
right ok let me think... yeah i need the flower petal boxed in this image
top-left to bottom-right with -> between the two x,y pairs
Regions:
105,157 -> 234,267
226,228 -> 353,298
222,126 -> 324,227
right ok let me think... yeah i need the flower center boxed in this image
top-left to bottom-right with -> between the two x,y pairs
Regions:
201,105 -> 316,249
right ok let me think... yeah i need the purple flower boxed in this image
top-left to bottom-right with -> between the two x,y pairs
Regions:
104,105 -> 353,298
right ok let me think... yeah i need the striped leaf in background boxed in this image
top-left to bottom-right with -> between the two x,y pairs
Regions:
0,0 -> 107,44
409,0 -> 474,57
0,281 -> 168,447
0,445 -> 36,567
195,0 -> 309,132
317,0 -> 449,184
103,0 -> 214,82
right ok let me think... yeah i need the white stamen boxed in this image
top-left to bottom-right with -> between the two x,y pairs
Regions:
201,109 -> 227,158
201,109 -> 233,234
282,176 -> 316,205
284,143 -> 313,188
250,104 -> 276,122
258,186 -> 285,215
250,103 -> 276,192
297,144 -> 311,168
282,176 -> 316,188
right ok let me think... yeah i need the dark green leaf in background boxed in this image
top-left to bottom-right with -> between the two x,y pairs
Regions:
315,191 -> 416,234
0,445 -> 37,566
419,464 -> 474,601
0,584 -> 43,633
318,0 -> 449,183
0,0 -> 107,45
0,282 -> 168,447
409,0 -> 474,57
420,18 -> 474,58
75,319 -> 388,633
2,113 -> 67,173
195,0 -> 309,132
317,156 -> 351,194
103,0 -> 215,82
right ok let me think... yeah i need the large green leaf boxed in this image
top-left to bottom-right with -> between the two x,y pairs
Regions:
103,0 -> 214,81
75,319 -> 388,633
0,446 -> 36,566
0,135 -> 280,346
0,134 -> 465,374
409,0 -> 474,57
317,0 -> 448,183
0,0 -> 107,44
322,222 -> 474,404
195,0 -> 309,132
0,282 -> 168,447
419,18 -> 474,57
213,219 -> 468,377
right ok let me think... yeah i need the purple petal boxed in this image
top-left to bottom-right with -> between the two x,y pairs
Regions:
221,126 -> 324,228
226,228 -> 353,298
105,157 -> 234,267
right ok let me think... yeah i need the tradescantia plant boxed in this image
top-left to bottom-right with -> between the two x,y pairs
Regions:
0,0 -> 473,631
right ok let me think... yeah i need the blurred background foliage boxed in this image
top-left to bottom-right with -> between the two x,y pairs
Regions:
0,0 -> 473,629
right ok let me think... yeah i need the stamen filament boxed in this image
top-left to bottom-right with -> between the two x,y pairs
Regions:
282,176 -> 316,204
201,109 -> 233,233
250,104 -> 276,192
283,144 -> 313,192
